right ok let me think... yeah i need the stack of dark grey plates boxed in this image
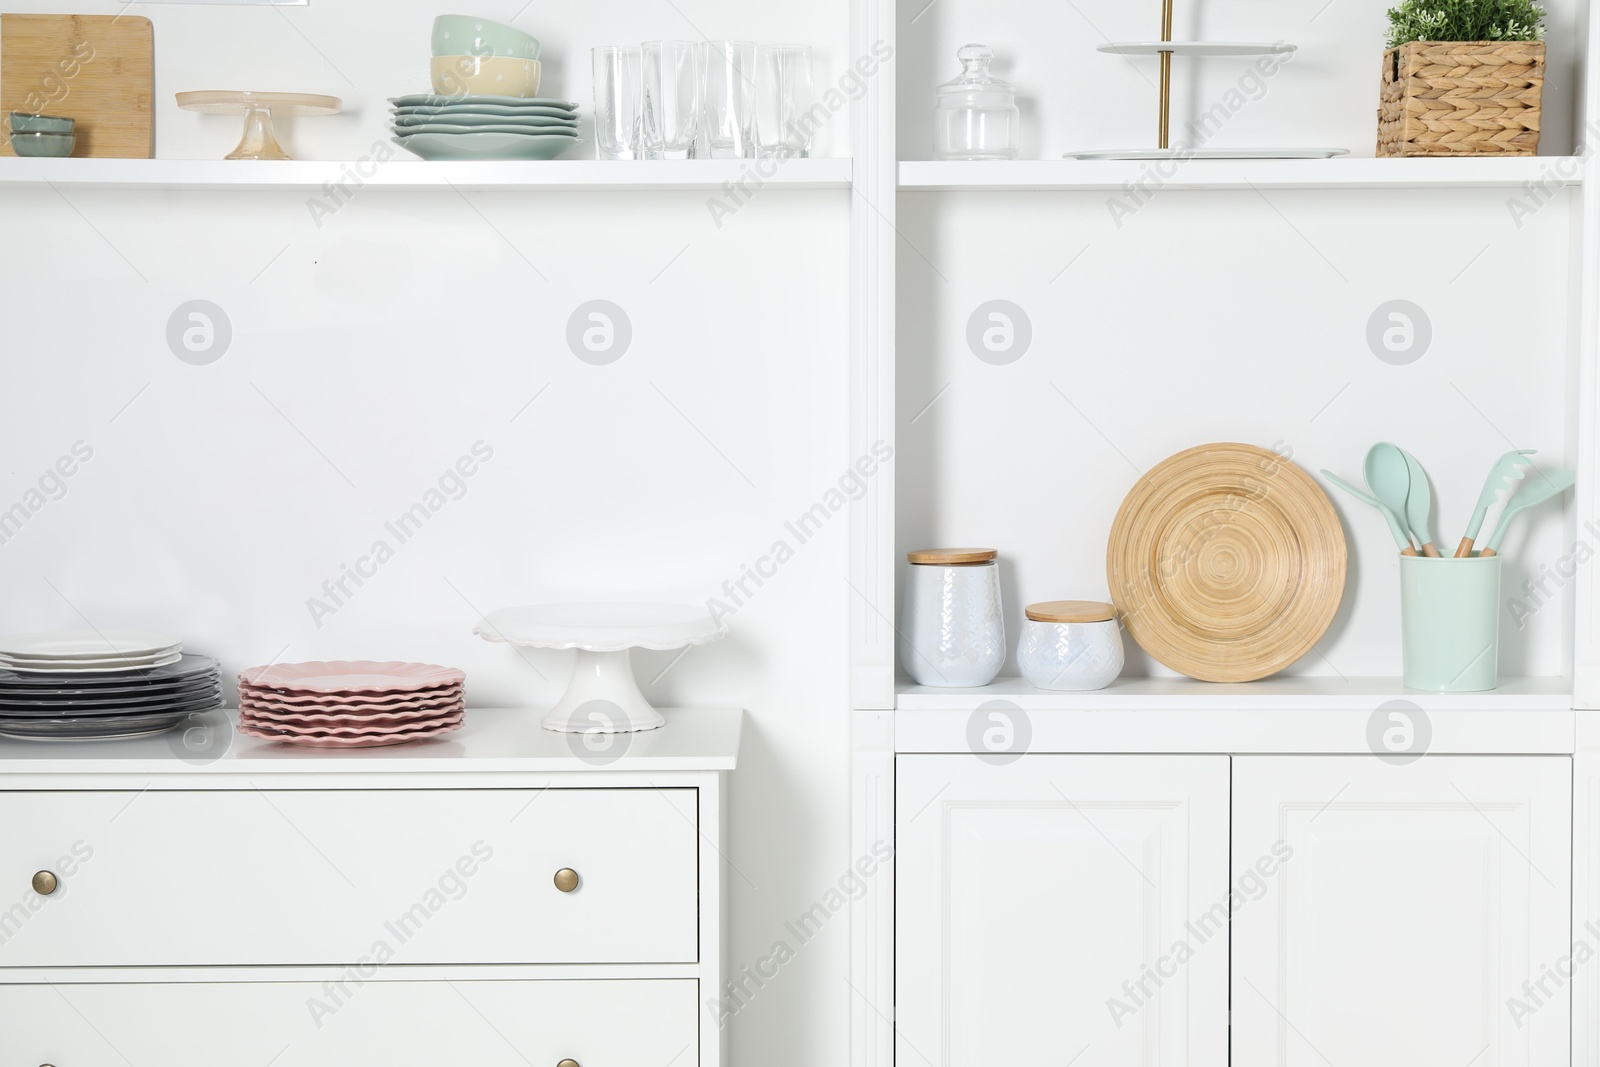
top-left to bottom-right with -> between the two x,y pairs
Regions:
0,631 -> 221,741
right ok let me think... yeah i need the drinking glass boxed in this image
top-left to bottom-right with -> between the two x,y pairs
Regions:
592,46 -> 643,160
642,40 -> 700,160
701,41 -> 756,159
756,45 -> 814,158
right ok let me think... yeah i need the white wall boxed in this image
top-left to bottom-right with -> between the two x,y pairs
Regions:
0,1 -> 855,1063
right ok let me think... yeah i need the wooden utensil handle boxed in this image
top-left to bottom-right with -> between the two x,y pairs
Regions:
1454,537 -> 1475,558
1479,547 -> 1497,558
1420,542 -> 1441,558
1401,546 -> 1418,556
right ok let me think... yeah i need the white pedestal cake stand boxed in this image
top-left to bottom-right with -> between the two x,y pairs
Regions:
473,603 -> 726,733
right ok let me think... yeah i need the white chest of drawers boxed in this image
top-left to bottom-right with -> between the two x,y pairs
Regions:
0,706 -> 741,1067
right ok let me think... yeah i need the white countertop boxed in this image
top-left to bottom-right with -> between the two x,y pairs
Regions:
0,707 -> 742,775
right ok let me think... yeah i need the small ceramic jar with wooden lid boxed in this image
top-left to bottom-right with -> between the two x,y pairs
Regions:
1017,600 -> 1124,691
900,548 -> 1005,688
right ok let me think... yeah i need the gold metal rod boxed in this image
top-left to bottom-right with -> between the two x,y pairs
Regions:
1159,51 -> 1172,149
1159,0 -> 1175,149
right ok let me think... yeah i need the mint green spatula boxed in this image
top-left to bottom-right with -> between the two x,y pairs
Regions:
1455,449 -> 1536,557
1321,470 -> 1416,555
1479,469 -> 1575,558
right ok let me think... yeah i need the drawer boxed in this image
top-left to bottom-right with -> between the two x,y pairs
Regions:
0,788 -> 697,965
0,978 -> 698,1066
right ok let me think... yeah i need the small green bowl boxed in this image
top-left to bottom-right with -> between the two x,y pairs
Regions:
9,131 -> 75,157
9,111 -> 74,134
431,15 -> 540,60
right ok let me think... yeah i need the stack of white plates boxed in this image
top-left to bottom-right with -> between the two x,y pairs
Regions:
0,630 -> 183,673
389,94 -> 581,161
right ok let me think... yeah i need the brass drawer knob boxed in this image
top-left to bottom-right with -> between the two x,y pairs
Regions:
31,870 -> 58,895
558,1060 -> 580,1067
553,868 -> 580,893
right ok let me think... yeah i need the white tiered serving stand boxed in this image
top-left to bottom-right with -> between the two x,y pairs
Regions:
1061,0 -> 1343,160
473,603 -> 726,733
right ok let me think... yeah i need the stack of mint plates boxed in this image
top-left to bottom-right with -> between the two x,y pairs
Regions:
389,94 -> 581,161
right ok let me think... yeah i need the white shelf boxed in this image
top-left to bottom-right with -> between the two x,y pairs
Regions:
1098,41 -> 1297,56
893,677 -> 1574,754
0,157 -> 854,191
898,157 -> 1584,191
896,675 -> 1573,711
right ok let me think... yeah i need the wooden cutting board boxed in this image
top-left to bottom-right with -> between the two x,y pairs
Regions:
1,13 -> 154,158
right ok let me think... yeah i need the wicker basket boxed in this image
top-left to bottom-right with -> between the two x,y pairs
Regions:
1377,40 -> 1543,156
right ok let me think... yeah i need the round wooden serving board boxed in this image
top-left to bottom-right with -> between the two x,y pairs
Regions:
1106,442 -> 1347,683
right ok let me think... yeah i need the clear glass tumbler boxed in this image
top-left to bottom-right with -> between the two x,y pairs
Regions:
592,46 -> 642,160
755,45 -> 814,158
701,41 -> 756,159
642,40 -> 700,160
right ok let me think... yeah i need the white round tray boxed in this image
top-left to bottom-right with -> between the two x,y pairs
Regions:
1097,42 -> 1298,56
1062,147 -> 1349,160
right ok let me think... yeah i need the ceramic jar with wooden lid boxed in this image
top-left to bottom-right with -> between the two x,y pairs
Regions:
900,548 -> 1005,688
1017,600 -> 1124,691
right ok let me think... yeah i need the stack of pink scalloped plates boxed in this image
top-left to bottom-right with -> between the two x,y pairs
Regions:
236,661 -> 465,748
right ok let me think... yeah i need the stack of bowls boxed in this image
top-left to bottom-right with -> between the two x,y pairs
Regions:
394,15 -> 580,161
8,112 -> 75,157
430,15 -> 542,97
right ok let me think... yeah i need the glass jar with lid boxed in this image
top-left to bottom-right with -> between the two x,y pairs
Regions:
934,44 -> 1020,160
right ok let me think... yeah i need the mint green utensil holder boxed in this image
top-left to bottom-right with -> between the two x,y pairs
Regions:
1399,555 -> 1500,692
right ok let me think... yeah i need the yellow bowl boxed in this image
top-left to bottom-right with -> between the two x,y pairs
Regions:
429,55 -> 542,98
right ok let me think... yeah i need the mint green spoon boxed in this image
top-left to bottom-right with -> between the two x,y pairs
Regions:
1397,446 -> 1439,557
1364,443 -> 1421,555
1321,470 -> 1417,555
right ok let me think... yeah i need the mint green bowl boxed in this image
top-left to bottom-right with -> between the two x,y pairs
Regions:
8,131 -> 75,157
431,15 -> 540,60
9,111 -> 74,134
1399,554 -> 1500,692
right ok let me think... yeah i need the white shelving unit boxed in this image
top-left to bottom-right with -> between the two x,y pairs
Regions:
857,6 -> 1598,714
852,0 -> 1600,1062
0,157 -> 853,191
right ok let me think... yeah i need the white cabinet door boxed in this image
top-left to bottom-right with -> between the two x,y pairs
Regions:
896,755 -> 1230,1067
0,979 -> 697,1066
1232,756 -> 1571,1067
1575,752 -> 1600,1067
